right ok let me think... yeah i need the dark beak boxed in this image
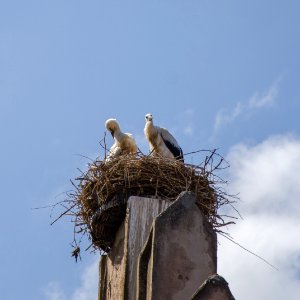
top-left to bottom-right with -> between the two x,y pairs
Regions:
110,130 -> 114,138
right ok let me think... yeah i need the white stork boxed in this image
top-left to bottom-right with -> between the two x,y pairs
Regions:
105,118 -> 137,159
144,113 -> 184,162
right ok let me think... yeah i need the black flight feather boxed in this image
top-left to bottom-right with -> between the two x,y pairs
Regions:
162,138 -> 184,162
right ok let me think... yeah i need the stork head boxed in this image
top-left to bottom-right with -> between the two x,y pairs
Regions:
105,118 -> 120,137
145,113 -> 153,122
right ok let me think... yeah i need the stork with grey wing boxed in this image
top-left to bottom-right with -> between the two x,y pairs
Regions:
144,113 -> 184,162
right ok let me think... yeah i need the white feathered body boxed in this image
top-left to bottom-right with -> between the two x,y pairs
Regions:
108,132 -> 137,158
105,118 -> 137,159
144,120 -> 183,161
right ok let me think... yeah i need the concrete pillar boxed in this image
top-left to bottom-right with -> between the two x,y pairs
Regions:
98,192 -> 234,300
189,275 -> 235,300
137,192 -> 217,300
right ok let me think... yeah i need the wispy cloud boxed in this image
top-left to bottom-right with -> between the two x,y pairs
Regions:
214,79 -> 280,133
71,259 -> 99,300
177,108 -> 195,137
218,134 -> 300,299
183,124 -> 194,136
43,282 -> 66,300
214,102 -> 243,132
248,79 -> 279,108
43,258 -> 99,300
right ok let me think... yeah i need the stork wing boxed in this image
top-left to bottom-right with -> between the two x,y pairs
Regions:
160,127 -> 184,161
107,143 -> 122,159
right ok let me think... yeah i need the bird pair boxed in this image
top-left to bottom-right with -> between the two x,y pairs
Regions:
105,114 -> 184,162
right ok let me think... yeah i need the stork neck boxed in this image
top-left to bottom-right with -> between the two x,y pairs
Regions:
145,120 -> 157,137
146,120 -> 154,128
114,128 -> 123,140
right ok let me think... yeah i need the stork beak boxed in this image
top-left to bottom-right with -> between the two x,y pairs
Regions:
110,130 -> 114,138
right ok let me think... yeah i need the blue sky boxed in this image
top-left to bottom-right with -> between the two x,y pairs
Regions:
1,1 -> 300,299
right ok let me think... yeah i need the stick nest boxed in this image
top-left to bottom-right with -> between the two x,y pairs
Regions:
50,148 -> 237,258
57,149 -> 237,255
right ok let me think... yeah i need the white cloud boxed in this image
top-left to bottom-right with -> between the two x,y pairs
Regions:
248,79 -> 279,108
43,258 -> 99,300
218,134 -> 300,300
183,124 -> 194,136
214,79 -> 280,132
180,108 -> 195,136
43,282 -> 66,300
214,101 -> 243,131
71,259 -> 99,300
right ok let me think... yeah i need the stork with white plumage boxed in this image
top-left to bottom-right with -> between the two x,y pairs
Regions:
105,118 -> 137,159
144,113 -> 184,162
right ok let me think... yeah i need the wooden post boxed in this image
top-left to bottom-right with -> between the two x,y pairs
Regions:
98,196 -> 171,300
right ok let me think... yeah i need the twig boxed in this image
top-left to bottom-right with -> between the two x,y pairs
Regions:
218,232 -> 278,271
50,203 -> 77,225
